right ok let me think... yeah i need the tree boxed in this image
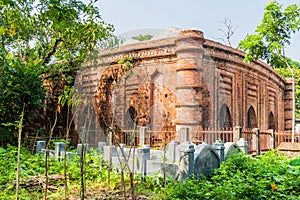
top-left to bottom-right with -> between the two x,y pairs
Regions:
239,0 -> 300,141
0,57 -> 45,145
132,34 -> 153,41
0,0 -> 114,144
217,17 -> 239,47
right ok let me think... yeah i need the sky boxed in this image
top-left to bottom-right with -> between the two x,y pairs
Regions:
93,0 -> 300,62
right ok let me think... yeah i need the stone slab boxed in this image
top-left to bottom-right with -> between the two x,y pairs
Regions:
278,142 -> 300,157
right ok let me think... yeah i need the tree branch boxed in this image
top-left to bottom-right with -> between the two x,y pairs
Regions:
43,38 -> 63,64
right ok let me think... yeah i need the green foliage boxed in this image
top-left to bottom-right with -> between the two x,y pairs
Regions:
0,60 -> 45,145
0,0 -> 114,145
0,147 -> 299,199
117,55 -> 135,76
290,156 -> 300,166
0,145 -> 132,199
0,0 -> 114,80
132,34 -> 153,41
58,86 -> 85,109
117,56 -> 134,69
239,1 -> 300,67
164,151 -> 300,200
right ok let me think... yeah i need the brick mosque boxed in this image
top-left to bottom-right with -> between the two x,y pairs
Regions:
75,29 -> 293,145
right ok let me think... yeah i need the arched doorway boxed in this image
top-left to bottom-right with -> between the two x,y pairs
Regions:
124,106 -> 138,145
268,112 -> 276,130
105,77 -> 114,125
125,106 -> 137,130
94,65 -> 131,133
247,106 -> 257,128
219,104 -> 232,129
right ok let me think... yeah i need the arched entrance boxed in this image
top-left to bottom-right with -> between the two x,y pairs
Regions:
124,106 -> 138,145
105,77 -> 114,125
268,112 -> 276,130
125,106 -> 138,130
94,65 -> 131,132
247,106 -> 257,128
219,104 -> 232,129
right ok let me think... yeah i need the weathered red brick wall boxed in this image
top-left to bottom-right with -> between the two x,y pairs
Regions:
76,29 -> 291,144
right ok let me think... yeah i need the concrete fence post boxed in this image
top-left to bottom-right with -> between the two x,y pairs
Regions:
36,140 -> 46,154
137,147 -> 150,181
180,127 -> 189,143
237,138 -> 248,154
269,129 -> 275,150
139,127 -> 147,147
213,140 -> 225,163
253,128 -> 260,155
186,144 -> 195,178
169,141 -> 178,163
233,126 -> 242,143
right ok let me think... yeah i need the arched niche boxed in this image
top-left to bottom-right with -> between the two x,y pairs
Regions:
219,104 -> 232,129
124,106 -> 138,145
246,106 -> 257,128
125,106 -> 138,130
268,112 -> 276,130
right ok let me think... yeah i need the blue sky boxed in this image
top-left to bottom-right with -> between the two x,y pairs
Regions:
95,0 -> 300,62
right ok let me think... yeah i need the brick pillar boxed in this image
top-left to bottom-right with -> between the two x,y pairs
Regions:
175,30 -> 205,141
284,78 -> 293,131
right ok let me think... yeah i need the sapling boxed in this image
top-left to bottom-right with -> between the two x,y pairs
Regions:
16,104 -> 25,200
58,85 -> 85,199
44,111 -> 57,200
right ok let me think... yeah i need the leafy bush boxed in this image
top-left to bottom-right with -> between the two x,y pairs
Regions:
164,151 -> 300,200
